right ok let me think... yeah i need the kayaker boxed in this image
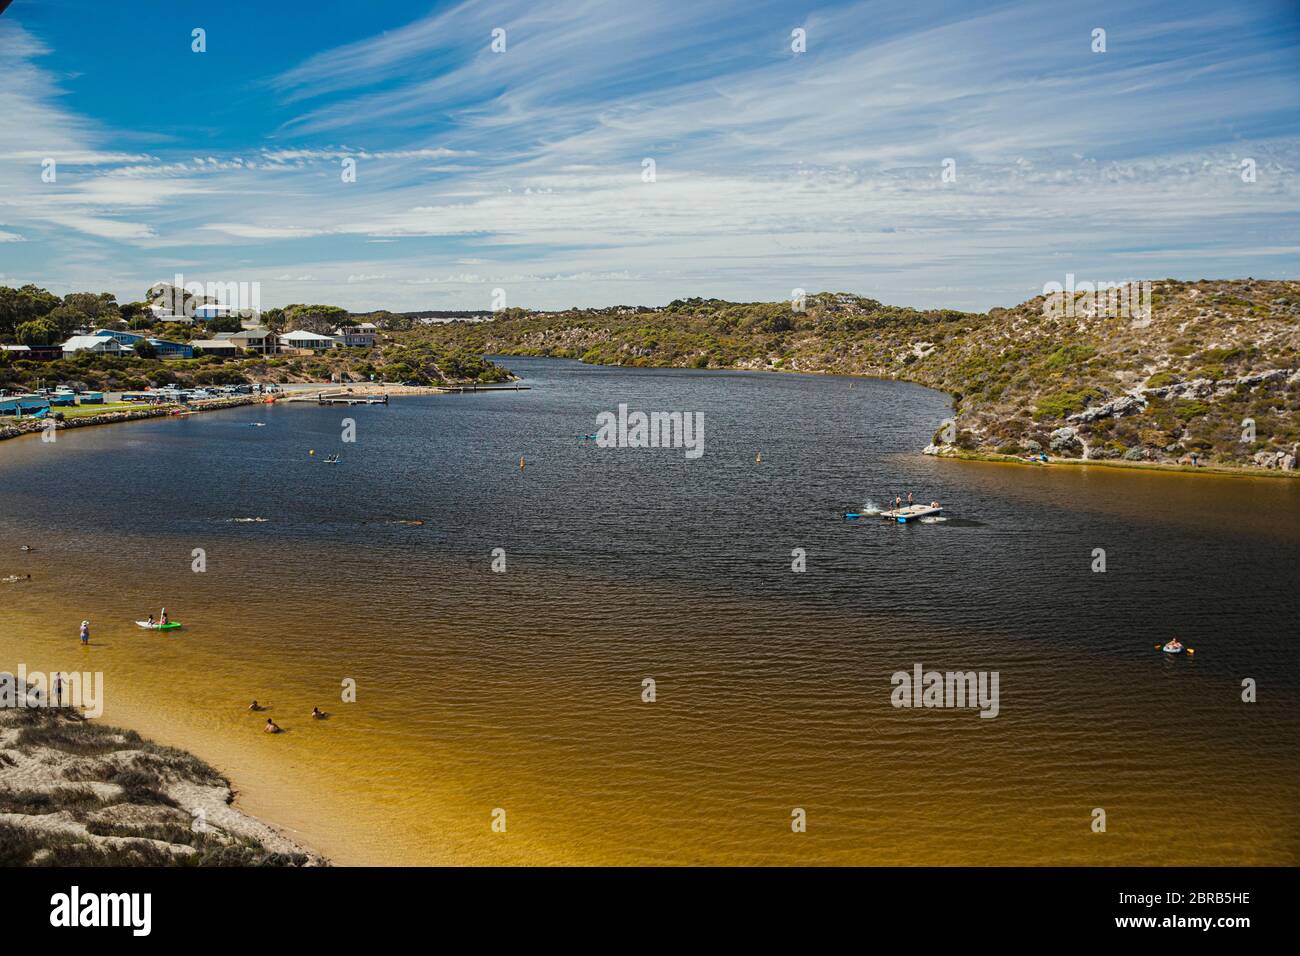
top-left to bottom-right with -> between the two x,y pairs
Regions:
146,614 -> 155,627
79,620 -> 90,646
159,608 -> 168,626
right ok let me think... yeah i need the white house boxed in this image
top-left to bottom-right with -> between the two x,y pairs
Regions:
148,305 -> 196,325
280,329 -> 340,352
62,335 -> 127,357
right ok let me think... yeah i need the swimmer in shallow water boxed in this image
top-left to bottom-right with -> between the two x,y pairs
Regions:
311,706 -> 326,720
248,700 -> 265,712
264,718 -> 282,734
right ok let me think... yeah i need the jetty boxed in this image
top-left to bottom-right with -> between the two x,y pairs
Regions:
315,392 -> 388,406
879,504 -> 943,523
444,383 -> 530,392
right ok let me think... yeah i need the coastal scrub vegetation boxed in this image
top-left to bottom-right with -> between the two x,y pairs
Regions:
0,706 -> 320,866
407,280 -> 1300,469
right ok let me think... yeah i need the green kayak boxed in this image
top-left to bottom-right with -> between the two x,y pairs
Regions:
136,620 -> 183,631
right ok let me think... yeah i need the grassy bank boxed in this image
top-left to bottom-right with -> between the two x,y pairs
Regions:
0,396 -> 258,444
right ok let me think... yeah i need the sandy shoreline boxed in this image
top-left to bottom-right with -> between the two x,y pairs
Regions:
0,691 -> 326,866
930,447 -> 1300,480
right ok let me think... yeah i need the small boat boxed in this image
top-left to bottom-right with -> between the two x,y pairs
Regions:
1162,641 -> 1184,654
879,504 -> 943,523
136,621 -> 183,631
323,453 -> 341,464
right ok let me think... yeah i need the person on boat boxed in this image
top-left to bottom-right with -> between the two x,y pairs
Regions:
930,501 -> 940,508
1166,637 -> 1183,650
159,608 -> 168,626
79,620 -> 90,646
894,496 -> 902,510
907,492 -> 914,506
311,706 -> 325,720
264,718 -> 282,734
146,614 -> 155,627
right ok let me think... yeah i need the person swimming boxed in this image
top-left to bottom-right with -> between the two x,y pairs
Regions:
248,700 -> 264,711
264,718 -> 282,734
310,706 -> 325,719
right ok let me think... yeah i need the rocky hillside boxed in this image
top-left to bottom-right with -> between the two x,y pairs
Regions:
418,279 -> 1300,470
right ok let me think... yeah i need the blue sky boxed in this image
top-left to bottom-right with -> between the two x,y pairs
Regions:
1,0 -> 1297,312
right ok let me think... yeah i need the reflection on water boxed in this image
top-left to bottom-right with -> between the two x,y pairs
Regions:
2,358 -> 1297,864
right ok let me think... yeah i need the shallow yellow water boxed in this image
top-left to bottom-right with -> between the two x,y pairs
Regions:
2,364 -> 1297,865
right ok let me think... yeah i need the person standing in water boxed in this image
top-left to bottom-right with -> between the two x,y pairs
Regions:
79,620 -> 90,646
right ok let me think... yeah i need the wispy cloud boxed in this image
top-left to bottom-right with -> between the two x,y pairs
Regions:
1,1 -> 1298,309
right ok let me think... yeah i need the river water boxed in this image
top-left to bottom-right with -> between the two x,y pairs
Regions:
2,357 -> 1296,864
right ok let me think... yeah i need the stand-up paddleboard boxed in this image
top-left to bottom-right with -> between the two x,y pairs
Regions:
136,621 -> 183,631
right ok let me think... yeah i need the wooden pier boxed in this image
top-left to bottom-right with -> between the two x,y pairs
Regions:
316,392 -> 389,406
445,383 -> 531,392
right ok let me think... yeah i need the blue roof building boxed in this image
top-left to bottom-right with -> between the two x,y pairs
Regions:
148,338 -> 194,359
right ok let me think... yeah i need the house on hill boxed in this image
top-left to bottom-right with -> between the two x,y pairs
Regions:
61,335 -> 127,357
280,329 -> 340,353
224,327 -> 278,355
334,323 -> 378,347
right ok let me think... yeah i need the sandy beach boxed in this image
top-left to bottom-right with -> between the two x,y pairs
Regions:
0,688 -> 324,866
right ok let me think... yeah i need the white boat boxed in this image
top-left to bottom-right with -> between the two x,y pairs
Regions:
1162,641 -> 1184,654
